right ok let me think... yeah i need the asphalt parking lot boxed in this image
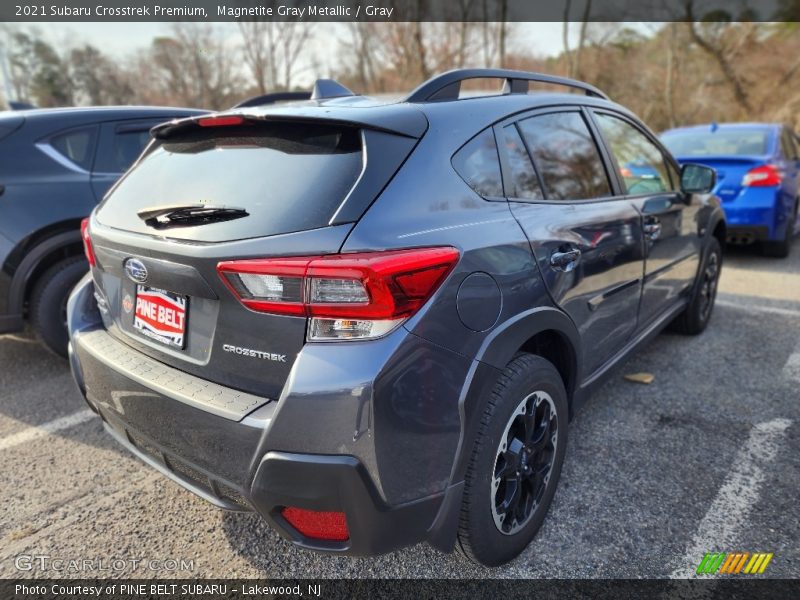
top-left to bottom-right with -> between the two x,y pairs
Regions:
1,243 -> 798,580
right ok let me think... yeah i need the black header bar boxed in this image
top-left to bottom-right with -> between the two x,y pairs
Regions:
1,0 -> 795,22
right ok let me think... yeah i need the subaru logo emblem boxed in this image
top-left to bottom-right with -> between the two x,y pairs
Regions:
125,258 -> 148,284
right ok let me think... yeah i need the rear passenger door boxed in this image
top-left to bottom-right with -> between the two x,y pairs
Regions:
498,108 -> 645,376
91,119 -> 161,201
590,110 -> 701,326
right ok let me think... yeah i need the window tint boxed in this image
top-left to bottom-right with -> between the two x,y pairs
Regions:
666,160 -> 681,192
595,113 -> 671,194
517,112 -> 610,200
50,127 -> 97,171
97,122 -> 364,242
452,128 -> 503,198
502,125 -> 543,200
109,130 -> 152,173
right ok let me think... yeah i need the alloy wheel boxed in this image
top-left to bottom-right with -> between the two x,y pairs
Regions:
490,391 -> 558,535
699,251 -> 720,322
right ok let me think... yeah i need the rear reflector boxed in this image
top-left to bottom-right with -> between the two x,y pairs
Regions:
80,217 -> 96,267
742,164 -> 782,187
197,115 -> 245,128
281,507 -> 349,542
217,247 -> 460,341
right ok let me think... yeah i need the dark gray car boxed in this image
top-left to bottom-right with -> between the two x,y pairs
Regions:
67,69 -> 725,566
0,106 -> 207,356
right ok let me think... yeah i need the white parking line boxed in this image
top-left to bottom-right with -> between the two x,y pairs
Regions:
0,410 -> 96,452
670,418 -> 792,578
715,299 -> 800,318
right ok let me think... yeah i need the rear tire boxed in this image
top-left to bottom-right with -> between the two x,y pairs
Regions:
671,237 -> 721,335
456,354 -> 568,567
30,257 -> 88,358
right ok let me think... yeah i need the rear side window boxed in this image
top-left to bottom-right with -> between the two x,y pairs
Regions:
97,122 -> 363,242
50,127 -> 97,171
105,130 -> 152,173
594,113 -> 672,194
517,112 -> 611,200
452,128 -> 503,198
502,125 -> 543,200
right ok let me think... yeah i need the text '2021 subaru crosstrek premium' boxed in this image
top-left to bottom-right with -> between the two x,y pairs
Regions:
68,70 -> 724,566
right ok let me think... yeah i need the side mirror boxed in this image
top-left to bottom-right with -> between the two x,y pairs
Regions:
680,163 -> 716,194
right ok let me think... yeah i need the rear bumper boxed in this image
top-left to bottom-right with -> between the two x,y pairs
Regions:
71,328 -> 448,555
67,276 -> 471,555
725,225 -> 770,245
721,187 -> 792,241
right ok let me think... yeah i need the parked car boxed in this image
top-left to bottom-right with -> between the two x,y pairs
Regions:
68,69 -> 724,567
0,106 -> 207,356
661,122 -> 799,257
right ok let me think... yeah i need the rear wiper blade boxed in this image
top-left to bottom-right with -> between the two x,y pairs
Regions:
137,204 -> 249,229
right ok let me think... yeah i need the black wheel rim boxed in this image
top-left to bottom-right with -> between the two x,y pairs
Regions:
491,391 -> 558,535
61,295 -> 69,329
699,251 -> 720,322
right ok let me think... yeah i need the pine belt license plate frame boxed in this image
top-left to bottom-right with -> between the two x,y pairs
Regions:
132,285 -> 188,349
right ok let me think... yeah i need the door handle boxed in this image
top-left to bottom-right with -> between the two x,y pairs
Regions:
643,219 -> 662,241
550,248 -> 581,272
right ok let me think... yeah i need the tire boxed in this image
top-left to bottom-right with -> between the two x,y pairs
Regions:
670,237 -> 722,335
456,353 -> 568,567
29,256 -> 88,358
762,202 -> 797,259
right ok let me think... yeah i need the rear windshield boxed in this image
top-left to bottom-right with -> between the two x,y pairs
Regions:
661,129 -> 771,157
96,122 -> 363,242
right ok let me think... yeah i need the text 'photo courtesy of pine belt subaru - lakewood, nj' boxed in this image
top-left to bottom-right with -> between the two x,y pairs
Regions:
68,69 -> 724,567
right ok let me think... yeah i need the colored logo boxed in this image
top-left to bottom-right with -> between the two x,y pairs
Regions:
696,552 -> 773,575
122,294 -> 133,314
125,258 -> 148,284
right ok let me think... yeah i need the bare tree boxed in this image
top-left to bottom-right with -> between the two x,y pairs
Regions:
237,21 -> 312,92
146,24 -> 241,109
684,4 -> 754,114
342,23 -> 384,92
239,22 -> 274,95
664,23 -> 678,128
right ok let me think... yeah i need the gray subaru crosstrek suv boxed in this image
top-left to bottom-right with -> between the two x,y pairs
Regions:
68,69 -> 725,566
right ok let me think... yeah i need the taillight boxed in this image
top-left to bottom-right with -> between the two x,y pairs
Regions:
80,217 -> 96,267
217,247 -> 460,341
281,507 -> 349,541
742,165 -> 782,187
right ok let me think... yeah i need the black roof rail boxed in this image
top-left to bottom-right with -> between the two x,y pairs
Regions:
9,100 -> 36,110
404,68 -> 610,103
233,91 -> 312,109
311,79 -> 356,100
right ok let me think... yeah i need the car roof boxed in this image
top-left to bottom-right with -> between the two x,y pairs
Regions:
662,122 -> 783,135
155,70 -> 632,140
0,106 -> 208,132
12,105 -> 206,118
157,91 -> 632,141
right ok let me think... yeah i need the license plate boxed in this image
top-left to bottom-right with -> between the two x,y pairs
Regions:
132,285 -> 188,349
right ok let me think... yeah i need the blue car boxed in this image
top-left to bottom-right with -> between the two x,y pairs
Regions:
661,123 -> 799,257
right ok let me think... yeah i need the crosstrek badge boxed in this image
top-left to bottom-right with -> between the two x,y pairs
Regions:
133,285 -> 187,348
